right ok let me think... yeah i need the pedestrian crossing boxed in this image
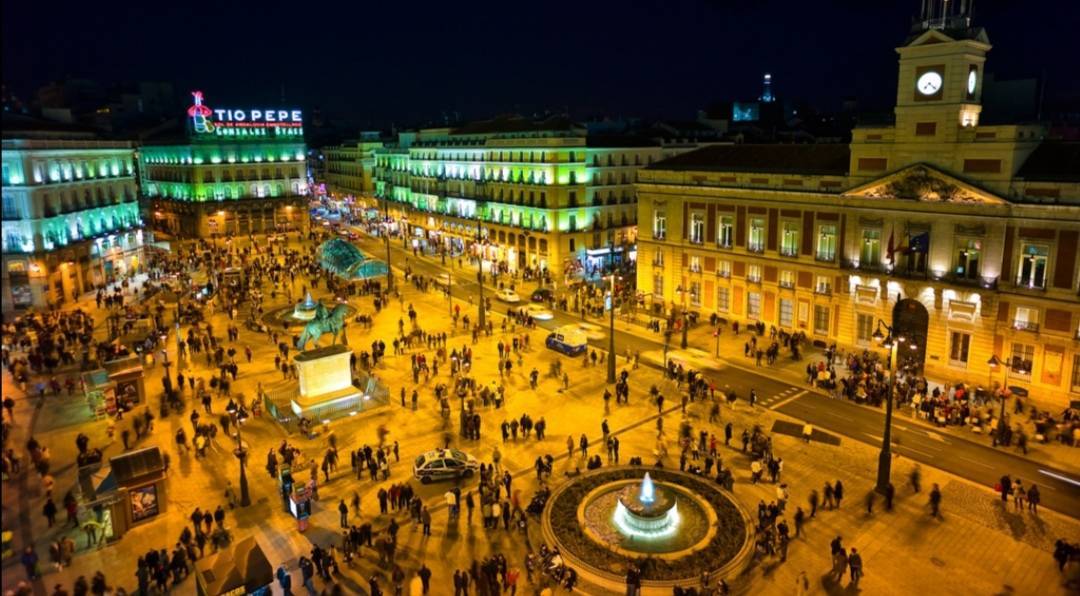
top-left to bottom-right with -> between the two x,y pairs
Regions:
761,387 -> 808,410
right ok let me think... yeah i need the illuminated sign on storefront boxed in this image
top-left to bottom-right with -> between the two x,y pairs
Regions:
187,90 -> 304,139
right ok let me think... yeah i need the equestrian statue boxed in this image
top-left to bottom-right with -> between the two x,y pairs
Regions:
295,303 -> 349,351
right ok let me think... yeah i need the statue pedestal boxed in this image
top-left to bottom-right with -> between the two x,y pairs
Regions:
292,345 -> 364,420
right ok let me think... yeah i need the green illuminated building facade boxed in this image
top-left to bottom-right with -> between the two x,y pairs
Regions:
2,115 -> 144,312
373,116 -> 702,276
141,139 -> 308,237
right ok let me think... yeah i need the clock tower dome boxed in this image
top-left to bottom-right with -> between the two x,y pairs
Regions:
894,0 -> 990,139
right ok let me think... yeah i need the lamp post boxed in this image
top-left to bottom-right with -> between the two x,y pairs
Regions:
987,354 -> 1006,444
607,272 -> 617,384
475,221 -> 486,329
676,287 -> 689,350
870,322 -> 898,494
225,401 -> 252,507
382,196 -> 394,292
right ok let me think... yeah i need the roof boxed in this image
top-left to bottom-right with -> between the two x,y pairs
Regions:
1016,142 -> 1080,183
648,143 -> 850,176
585,134 -> 660,148
452,115 -> 582,136
109,446 -> 164,484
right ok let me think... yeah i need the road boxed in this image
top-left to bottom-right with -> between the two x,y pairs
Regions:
347,227 -> 1080,517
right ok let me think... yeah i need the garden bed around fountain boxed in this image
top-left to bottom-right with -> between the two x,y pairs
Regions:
541,467 -> 754,592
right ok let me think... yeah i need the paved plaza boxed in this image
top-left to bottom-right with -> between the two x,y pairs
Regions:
2,230 -> 1078,596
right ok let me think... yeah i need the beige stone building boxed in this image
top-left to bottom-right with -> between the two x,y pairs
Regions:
637,17 -> 1080,405
323,136 -> 383,199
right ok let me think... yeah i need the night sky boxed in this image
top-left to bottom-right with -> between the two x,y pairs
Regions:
4,0 -> 1078,128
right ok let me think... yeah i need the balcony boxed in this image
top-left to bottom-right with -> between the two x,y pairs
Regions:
815,252 -> 836,263
717,270 -> 731,279
779,280 -> 795,289
747,274 -> 762,284
815,286 -> 833,296
747,243 -> 765,254
780,246 -> 799,258
1013,320 -> 1039,333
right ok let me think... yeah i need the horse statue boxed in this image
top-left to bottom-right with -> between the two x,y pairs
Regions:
295,303 -> 349,351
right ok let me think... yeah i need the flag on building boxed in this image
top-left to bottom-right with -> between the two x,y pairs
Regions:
908,232 -> 930,253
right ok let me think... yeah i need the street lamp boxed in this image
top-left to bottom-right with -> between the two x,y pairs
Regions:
987,354 -> 1006,444
225,401 -> 252,507
606,273 -> 617,384
675,286 -> 689,350
871,319 -> 901,494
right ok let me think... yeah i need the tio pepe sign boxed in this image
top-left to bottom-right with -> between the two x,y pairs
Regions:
188,90 -> 303,139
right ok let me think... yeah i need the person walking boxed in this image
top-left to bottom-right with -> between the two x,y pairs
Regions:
929,483 -> 943,519
338,499 -> 348,528
848,547 -> 863,587
833,480 -> 844,509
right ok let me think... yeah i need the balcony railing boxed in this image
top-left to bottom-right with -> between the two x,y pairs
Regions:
1013,320 -> 1039,333
779,280 -> 795,289
747,243 -> 765,254
717,270 -> 731,279
780,246 -> 799,257
815,252 -> 836,262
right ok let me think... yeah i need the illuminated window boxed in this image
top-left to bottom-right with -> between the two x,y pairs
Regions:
718,216 -> 733,248
717,287 -> 730,312
689,256 -> 701,273
1071,354 -> 1080,393
1009,343 -> 1034,378
689,212 -> 705,244
652,210 -> 666,240
1013,306 -> 1038,332
949,331 -> 971,367
817,224 -> 837,261
653,272 -> 664,296
748,264 -> 762,283
780,222 -> 799,256
815,276 -> 832,295
954,239 -> 981,280
1017,244 -> 1048,289
689,281 -> 701,307
779,299 -> 793,327
861,229 -> 881,267
779,270 -> 795,289
856,313 -> 874,344
747,292 -> 761,320
748,218 -> 765,252
813,305 -> 830,335
717,260 -> 731,278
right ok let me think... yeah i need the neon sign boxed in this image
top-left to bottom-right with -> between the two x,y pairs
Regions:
188,90 -> 304,139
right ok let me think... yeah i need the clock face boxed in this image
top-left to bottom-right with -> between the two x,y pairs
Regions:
917,71 -> 943,95
967,70 -> 977,94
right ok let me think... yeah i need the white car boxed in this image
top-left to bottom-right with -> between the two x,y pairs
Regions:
412,449 -> 479,484
524,304 -> 554,321
496,289 -> 521,303
571,322 -> 606,341
433,273 -> 452,289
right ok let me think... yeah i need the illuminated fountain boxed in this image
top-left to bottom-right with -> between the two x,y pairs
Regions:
293,291 -> 320,321
613,472 -> 680,539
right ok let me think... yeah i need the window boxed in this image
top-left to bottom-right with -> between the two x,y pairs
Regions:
779,299 -> 794,327
813,305 -> 830,335
817,224 -> 837,261
815,275 -> 832,295
568,214 -> 577,232
954,239 -> 981,280
1013,306 -> 1039,332
652,250 -> 664,267
949,331 -> 971,367
689,282 -> 701,307
1017,244 -> 1048,289
748,218 -> 765,252
718,216 -> 734,248
717,260 -> 731,278
1008,343 -> 1034,378
747,292 -> 761,320
780,222 -> 800,256
861,229 -> 881,267
717,287 -> 730,312
856,313 -> 875,344
1072,354 -> 1080,393
689,212 -> 705,244
748,264 -> 762,283
652,210 -> 667,240
653,272 -> 664,296
568,238 -> 576,253
779,270 -> 795,289
689,256 -> 702,273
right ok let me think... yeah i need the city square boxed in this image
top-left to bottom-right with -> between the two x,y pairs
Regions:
2,1 -> 1080,595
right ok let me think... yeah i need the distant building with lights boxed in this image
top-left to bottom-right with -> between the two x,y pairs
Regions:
372,116 -> 707,275
139,91 -> 308,238
637,4 -> 1080,404
322,132 -> 384,200
2,113 -> 144,313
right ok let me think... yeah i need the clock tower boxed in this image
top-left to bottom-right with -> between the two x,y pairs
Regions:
894,0 -> 990,141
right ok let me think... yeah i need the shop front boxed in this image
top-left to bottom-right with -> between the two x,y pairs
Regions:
76,447 -> 167,545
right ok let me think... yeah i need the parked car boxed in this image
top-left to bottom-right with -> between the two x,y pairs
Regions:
413,449 -> 479,484
496,288 -> 521,303
545,326 -> 589,356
